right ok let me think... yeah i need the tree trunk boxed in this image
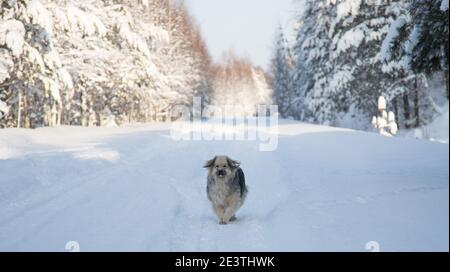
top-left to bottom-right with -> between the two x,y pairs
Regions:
414,79 -> 420,128
23,94 -> 30,128
445,71 -> 449,100
17,91 -> 21,128
403,93 -> 411,129
393,97 -> 398,126
81,90 -> 87,126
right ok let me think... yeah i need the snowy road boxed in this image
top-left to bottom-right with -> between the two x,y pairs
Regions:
0,121 -> 448,251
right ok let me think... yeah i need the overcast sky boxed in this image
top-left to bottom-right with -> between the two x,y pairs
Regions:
185,0 -> 297,70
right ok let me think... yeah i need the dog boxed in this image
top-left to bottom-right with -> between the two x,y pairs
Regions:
204,156 -> 248,225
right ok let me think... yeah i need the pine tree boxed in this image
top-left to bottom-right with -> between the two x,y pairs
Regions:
323,0 -> 404,128
291,0 -> 335,123
381,0 -> 448,128
271,25 -> 293,117
408,0 -> 449,79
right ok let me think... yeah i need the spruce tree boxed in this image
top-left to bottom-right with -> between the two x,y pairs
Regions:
271,25 -> 293,117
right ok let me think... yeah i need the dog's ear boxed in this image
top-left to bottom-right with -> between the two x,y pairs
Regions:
204,156 -> 217,168
226,157 -> 240,169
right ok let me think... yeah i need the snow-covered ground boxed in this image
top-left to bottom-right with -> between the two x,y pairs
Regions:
0,120 -> 448,251
400,103 -> 449,144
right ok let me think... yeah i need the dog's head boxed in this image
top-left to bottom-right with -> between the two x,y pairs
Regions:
204,155 -> 240,179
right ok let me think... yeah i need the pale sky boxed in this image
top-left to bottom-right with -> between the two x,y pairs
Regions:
185,0 -> 297,70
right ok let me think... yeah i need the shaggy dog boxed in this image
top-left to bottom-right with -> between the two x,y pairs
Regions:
204,156 -> 248,224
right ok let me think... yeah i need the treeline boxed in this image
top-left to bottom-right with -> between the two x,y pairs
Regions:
211,51 -> 272,115
0,0 -> 213,128
271,0 -> 449,130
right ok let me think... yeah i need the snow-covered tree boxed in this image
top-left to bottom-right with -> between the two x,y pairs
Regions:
372,96 -> 398,136
156,1 -> 213,117
322,0 -> 406,128
0,0 -> 214,128
1,0 -> 70,128
407,0 -> 448,84
291,0 -> 335,122
271,25 -> 293,117
380,0 -> 448,128
274,0 -> 447,130
382,0 -> 449,98
286,0 -> 419,129
212,52 -> 272,116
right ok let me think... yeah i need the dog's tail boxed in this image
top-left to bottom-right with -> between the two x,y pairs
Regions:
236,168 -> 248,200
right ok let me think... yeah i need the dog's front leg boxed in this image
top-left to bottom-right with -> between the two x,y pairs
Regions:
222,194 -> 240,224
222,206 -> 238,224
212,204 -> 225,224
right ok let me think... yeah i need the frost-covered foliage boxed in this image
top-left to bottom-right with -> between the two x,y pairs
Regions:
273,0 -> 448,131
0,0 -> 213,128
382,0 -> 448,78
371,96 -> 398,136
379,0 -> 449,129
391,0 -> 448,79
156,0 -> 213,117
0,0 -> 64,128
290,0 -> 335,122
270,26 -> 293,117
0,99 -> 9,118
380,16 -> 408,64
212,52 -> 272,116
0,19 -> 25,57
307,0 -> 403,128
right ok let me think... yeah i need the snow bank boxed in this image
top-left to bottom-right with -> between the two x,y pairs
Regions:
0,147 -> 18,160
402,103 -> 449,144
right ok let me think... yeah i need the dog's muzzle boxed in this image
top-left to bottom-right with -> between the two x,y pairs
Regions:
216,170 -> 226,177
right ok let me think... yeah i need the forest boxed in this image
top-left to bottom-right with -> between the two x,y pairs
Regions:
1,0 -> 449,133
0,0 -> 270,128
272,0 -> 449,130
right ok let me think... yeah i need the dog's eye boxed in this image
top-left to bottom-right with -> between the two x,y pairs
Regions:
223,165 -> 227,168
215,165 -> 219,168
